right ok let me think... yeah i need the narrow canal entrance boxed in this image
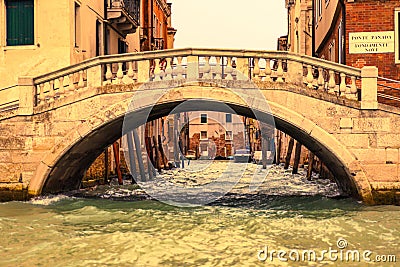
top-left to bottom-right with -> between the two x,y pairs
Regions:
75,111 -> 342,205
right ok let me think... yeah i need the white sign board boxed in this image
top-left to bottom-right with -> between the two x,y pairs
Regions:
349,31 -> 394,54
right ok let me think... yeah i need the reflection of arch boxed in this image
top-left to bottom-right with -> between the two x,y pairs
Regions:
28,85 -> 372,203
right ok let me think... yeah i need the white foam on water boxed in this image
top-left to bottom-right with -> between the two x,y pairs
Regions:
29,194 -> 72,206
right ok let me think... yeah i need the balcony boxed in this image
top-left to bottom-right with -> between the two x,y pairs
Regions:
107,0 -> 140,35
152,38 -> 165,50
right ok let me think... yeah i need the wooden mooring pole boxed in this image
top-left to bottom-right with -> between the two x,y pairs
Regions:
126,132 -> 138,183
284,137 -> 295,169
292,141 -> 302,174
275,131 -> 282,165
307,151 -> 315,181
133,129 -> 147,182
104,148 -> 109,184
112,141 -> 123,185
145,137 -> 154,180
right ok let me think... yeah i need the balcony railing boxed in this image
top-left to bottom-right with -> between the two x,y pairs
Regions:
152,38 -> 165,51
107,0 -> 140,35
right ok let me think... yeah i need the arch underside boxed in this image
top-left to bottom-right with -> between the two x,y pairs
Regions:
41,99 -> 359,199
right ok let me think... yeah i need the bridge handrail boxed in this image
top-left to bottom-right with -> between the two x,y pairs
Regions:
13,47 -> 382,115
32,48 -> 361,84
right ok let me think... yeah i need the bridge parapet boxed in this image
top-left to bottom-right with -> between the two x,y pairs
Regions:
5,48 -> 381,117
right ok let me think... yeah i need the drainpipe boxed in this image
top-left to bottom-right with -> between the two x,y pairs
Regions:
339,0 -> 346,64
104,0 -> 108,55
150,0 -> 154,50
311,0 -> 316,57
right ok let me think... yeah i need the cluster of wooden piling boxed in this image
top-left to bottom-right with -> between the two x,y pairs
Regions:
273,130 -> 334,181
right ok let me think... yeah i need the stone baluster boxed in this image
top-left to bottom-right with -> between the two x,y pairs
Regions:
176,57 -> 184,79
164,57 -> 173,80
339,73 -> 347,95
328,70 -> 336,93
276,59 -> 284,83
264,59 -> 272,82
77,71 -> 84,88
48,80 -> 55,102
58,76 -> 65,98
126,61 -> 136,83
214,56 -> 222,79
253,57 -> 260,81
202,56 -> 211,79
68,74 -> 76,94
306,65 -> 314,89
38,84 -> 45,104
105,64 -> 113,84
116,63 -> 124,84
225,57 -> 234,80
153,58 -> 162,81
317,67 -> 324,90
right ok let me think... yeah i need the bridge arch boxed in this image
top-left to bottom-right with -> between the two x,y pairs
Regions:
28,82 -> 373,203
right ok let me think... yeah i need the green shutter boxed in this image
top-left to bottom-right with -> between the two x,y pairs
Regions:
6,0 -> 34,46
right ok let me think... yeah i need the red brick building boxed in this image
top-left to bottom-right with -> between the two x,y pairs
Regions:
314,0 -> 399,77
310,0 -> 400,105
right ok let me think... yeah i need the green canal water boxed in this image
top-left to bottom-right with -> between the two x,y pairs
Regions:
0,196 -> 399,266
0,163 -> 399,266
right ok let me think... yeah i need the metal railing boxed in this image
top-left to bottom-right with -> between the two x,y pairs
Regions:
377,76 -> 400,105
108,0 -> 140,23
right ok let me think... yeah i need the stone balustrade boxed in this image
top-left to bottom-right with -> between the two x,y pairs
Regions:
7,48 -> 380,115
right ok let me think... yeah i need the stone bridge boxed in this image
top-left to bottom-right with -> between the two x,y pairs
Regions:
1,48 -> 400,205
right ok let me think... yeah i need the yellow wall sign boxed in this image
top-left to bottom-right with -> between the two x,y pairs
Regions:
349,31 -> 394,54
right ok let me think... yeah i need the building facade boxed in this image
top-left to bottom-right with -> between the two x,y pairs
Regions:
0,0 -> 142,89
312,0 -> 400,79
286,0 -> 400,106
285,0 -> 313,55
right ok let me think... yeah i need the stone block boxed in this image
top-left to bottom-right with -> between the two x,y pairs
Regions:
340,118 -> 353,129
0,151 -> 11,163
363,164 -> 399,182
334,133 -> 370,148
352,118 -> 390,133
350,148 -> 386,163
386,148 -> 399,164
377,134 -> 400,148
0,136 -> 26,150
32,137 -> 56,150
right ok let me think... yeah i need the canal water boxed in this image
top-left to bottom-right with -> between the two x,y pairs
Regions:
0,162 -> 399,266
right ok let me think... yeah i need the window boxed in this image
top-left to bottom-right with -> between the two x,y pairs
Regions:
74,2 -> 81,47
118,39 -> 127,54
225,131 -> 232,140
96,20 -> 102,56
200,114 -> 207,124
315,0 -> 322,22
338,20 -> 344,64
200,131 -> 207,140
396,9 -> 400,63
6,0 -> 34,46
318,0 -> 322,17
329,41 -> 335,62
225,114 -> 232,123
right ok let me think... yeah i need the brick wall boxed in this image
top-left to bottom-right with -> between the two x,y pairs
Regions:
346,0 -> 400,80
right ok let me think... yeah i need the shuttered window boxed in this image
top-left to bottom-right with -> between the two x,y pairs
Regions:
6,0 -> 34,46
